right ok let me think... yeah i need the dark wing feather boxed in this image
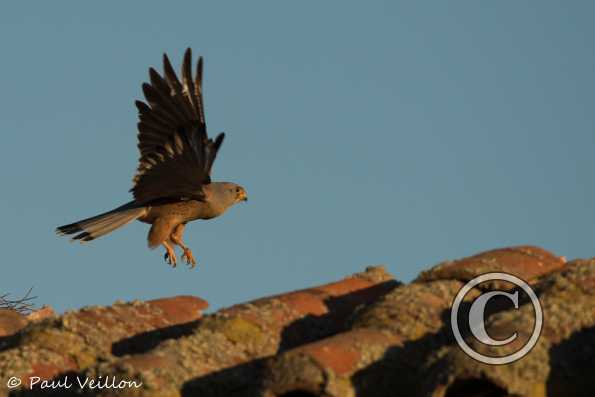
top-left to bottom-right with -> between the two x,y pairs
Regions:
131,48 -> 225,204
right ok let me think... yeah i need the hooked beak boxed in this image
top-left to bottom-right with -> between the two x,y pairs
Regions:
237,189 -> 248,202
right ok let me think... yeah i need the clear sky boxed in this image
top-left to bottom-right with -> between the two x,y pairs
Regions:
1,1 -> 593,314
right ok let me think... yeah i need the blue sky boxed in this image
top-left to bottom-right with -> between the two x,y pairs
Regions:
1,1 -> 593,314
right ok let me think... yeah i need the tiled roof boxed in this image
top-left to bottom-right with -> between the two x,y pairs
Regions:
0,246 -> 593,396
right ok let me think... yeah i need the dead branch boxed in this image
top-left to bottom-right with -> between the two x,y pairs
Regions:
0,287 -> 37,315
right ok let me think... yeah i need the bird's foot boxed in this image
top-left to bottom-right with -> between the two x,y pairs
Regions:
182,248 -> 197,268
164,249 -> 177,267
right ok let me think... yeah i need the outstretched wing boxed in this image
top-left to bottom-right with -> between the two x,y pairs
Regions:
131,48 -> 225,204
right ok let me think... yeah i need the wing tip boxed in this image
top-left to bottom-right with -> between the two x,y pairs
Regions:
183,48 -> 192,67
148,67 -> 160,79
135,100 -> 149,112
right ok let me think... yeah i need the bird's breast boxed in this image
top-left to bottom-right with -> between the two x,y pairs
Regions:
139,200 -> 220,223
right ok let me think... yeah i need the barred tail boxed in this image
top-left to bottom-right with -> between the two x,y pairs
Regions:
56,201 -> 147,242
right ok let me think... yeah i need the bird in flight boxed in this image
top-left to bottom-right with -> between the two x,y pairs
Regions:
56,48 -> 247,268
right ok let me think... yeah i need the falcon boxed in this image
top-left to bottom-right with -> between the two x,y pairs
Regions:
56,48 -> 247,268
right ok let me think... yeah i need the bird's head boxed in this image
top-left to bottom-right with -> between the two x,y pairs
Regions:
208,182 -> 248,207
231,184 -> 248,203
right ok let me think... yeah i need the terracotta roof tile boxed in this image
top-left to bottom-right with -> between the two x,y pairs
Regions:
261,277 -> 475,396
84,266 -> 399,396
416,245 -> 566,287
421,258 -> 595,397
0,309 -> 27,338
25,305 -> 56,322
0,295 -> 207,391
262,328 -> 402,397
1,246 -> 592,397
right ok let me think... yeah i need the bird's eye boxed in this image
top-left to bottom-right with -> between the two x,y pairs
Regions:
235,187 -> 241,193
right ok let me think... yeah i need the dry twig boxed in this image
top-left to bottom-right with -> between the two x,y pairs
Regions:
0,287 -> 37,315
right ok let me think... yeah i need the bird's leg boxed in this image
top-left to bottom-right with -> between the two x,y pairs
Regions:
149,217 -> 179,268
170,223 -> 197,268
162,240 -> 177,267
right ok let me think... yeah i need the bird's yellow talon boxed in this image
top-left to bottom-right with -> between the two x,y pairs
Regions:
182,249 -> 197,268
164,250 -> 177,267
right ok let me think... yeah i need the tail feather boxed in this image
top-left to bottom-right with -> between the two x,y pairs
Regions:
56,202 -> 147,242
